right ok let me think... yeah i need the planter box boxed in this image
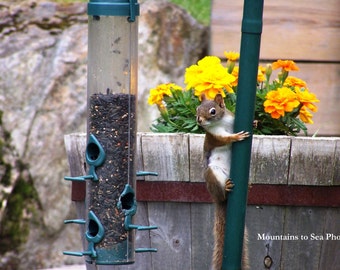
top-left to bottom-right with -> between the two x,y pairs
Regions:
138,133 -> 340,186
65,133 -> 340,270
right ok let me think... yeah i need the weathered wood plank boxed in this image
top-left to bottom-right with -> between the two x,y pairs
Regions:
280,207 -> 326,270
211,0 -> 340,61
64,133 -> 96,270
64,133 -> 340,270
108,202 -> 153,270
245,206 -> 285,270
147,202 -> 192,269
140,133 -> 190,181
256,63 -> 340,136
136,132 -> 144,179
64,133 -> 87,201
64,133 -> 151,270
188,134 -> 205,182
333,139 -> 340,185
318,208 -> 340,270
250,135 -> 291,184
289,137 -> 339,185
288,63 -> 340,136
211,0 -> 340,136
190,203 -> 214,269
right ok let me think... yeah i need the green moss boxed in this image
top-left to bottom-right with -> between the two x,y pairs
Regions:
0,111 -> 40,254
0,173 -> 39,253
0,163 -> 12,186
0,111 -> 12,186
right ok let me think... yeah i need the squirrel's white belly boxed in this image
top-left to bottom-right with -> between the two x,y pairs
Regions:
208,145 -> 231,188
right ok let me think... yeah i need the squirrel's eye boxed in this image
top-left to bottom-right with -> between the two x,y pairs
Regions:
209,108 -> 216,115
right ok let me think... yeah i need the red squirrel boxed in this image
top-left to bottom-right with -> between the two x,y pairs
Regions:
196,93 -> 249,270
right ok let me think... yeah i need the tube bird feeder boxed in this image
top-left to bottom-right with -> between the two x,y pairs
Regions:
86,0 -> 138,265
64,0 -> 157,265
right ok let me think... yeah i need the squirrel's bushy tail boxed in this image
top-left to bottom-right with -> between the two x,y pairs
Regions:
212,202 -> 226,270
212,202 -> 249,270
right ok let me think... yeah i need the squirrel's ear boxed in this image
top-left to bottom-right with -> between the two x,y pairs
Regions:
200,94 -> 207,102
214,94 -> 225,107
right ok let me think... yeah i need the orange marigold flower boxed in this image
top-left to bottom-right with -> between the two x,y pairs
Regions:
224,51 -> 240,61
148,83 -> 182,105
299,106 -> 314,124
263,87 -> 300,119
295,87 -> 319,112
272,60 -> 299,72
284,76 -> 307,88
185,56 -> 235,99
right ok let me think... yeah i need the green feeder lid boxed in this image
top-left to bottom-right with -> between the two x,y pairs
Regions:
88,0 -> 140,21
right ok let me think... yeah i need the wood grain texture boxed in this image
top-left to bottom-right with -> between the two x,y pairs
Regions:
210,0 -> 340,136
140,133 -> 190,181
190,203 -> 214,269
64,133 -> 340,270
250,135 -> 291,184
246,206 -> 285,270
188,134 -> 205,182
211,0 -> 340,61
287,63 -> 340,136
257,63 -> 340,136
136,132 -> 145,179
148,202 -> 192,269
64,133 -> 87,201
333,139 -> 340,185
289,137 -> 338,185
280,207 -> 326,270
318,208 -> 340,269
64,133 -> 96,270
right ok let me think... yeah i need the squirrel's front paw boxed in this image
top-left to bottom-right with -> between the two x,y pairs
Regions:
225,179 -> 234,192
236,131 -> 250,141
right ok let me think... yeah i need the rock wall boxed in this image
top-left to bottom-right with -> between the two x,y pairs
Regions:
0,1 -> 208,269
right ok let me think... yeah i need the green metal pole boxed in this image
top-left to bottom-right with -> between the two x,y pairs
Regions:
222,0 -> 264,269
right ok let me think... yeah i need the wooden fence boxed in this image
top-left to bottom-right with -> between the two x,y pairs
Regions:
210,0 -> 340,136
65,133 -> 340,270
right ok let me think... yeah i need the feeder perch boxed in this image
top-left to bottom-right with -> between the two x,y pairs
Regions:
64,134 -> 106,182
63,0 -> 157,265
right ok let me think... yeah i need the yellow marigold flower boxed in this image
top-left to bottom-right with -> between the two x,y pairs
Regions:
257,65 -> 266,83
295,87 -> 319,112
299,106 -> 314,124
258,65 -> 266,74
272,60 -> 299,72
231,66 -> 239,87
184,56 -> 235,99
224,51 -> 240,61
284,76 -> 307,88
263,87 -> 300,119
148,83 -> 182,105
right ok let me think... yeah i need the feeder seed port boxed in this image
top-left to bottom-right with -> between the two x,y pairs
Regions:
64,134 -> 106,182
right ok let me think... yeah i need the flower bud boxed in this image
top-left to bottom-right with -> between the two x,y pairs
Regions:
265,64 -> 272,78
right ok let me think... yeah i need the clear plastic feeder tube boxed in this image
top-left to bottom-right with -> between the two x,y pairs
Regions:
86,3 -> 138,265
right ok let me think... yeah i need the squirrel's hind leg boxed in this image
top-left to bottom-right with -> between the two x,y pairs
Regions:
204,166 -> 233,202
